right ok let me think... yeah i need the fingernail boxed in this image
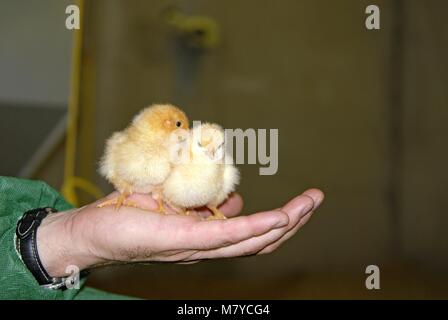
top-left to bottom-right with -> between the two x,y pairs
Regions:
314,197 -> 324,209
302,189 -> 325,210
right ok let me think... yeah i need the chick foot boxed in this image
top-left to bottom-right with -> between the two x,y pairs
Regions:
166,202 -> 190,216
206,206 -> 227,220
156,197 -> 167,214
177,208 -> 190,216
184,210 -> 191,216
97,193 -> 139,211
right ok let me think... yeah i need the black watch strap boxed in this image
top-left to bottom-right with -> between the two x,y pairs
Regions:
15,207 -> 61,286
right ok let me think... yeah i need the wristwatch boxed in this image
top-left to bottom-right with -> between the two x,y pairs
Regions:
15,207 -> 69,289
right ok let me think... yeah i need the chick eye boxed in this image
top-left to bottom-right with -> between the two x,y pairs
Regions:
175,121 -> 182,128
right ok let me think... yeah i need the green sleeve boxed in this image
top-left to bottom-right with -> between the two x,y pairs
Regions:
0,176 -> 136,300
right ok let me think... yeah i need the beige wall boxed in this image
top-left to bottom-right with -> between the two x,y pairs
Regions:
82,0 -> 396,271
401,1 -> 448,268
34,0 -> 448,297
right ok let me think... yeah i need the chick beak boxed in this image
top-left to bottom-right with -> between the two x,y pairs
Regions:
206,146 -> 216,159
200,138 -> 215,158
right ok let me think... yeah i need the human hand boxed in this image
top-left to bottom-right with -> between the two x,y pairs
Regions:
37,189 -> 324,277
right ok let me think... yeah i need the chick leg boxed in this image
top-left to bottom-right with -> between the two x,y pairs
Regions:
151,190 -> 167,214
96,191 -> 139,211
156,197 -> 166,214
206,206 -> 227,220
161,197 -> 190,216
169,204 -> 190,216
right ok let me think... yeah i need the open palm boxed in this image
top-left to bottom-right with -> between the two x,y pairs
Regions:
38,189 -> 324,276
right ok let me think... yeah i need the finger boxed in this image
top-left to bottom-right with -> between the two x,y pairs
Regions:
256,189 -> 324,254
270,188 -> 320,233
302,188 -> 324,210
280,193 -> 315,226
191,221 -> 288,259
197,210 -> 315,260
126,193 -> 159,211
195,193 -> 244,219
178,210 -> 289,250
257,210 -> 315,255
217,193 -> 244,218
190,194 -> 316,259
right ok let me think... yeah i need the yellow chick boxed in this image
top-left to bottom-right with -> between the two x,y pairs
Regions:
97,104 -> 189,210
162,123 -> 240,219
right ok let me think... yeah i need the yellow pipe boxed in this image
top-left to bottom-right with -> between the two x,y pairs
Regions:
62,0 -> 103,205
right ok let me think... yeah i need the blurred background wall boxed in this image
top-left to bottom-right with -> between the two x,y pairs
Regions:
1,0 -> 447,298
0,0 -> 72,179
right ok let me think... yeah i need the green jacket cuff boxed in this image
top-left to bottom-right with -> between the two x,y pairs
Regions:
0,176 -> 85,300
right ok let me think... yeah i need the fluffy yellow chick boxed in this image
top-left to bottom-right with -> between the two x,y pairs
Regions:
162,123 -> 240,219
97,104 -> 189,210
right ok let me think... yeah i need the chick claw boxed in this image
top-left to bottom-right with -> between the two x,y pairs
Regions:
96,194 -> 139,211
206,206 -> 227,220
167,203 -> 189,216
177,208 -> 190,216
156,197 -> 167,214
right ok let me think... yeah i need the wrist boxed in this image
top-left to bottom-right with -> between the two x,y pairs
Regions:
36,209 -> 100,277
